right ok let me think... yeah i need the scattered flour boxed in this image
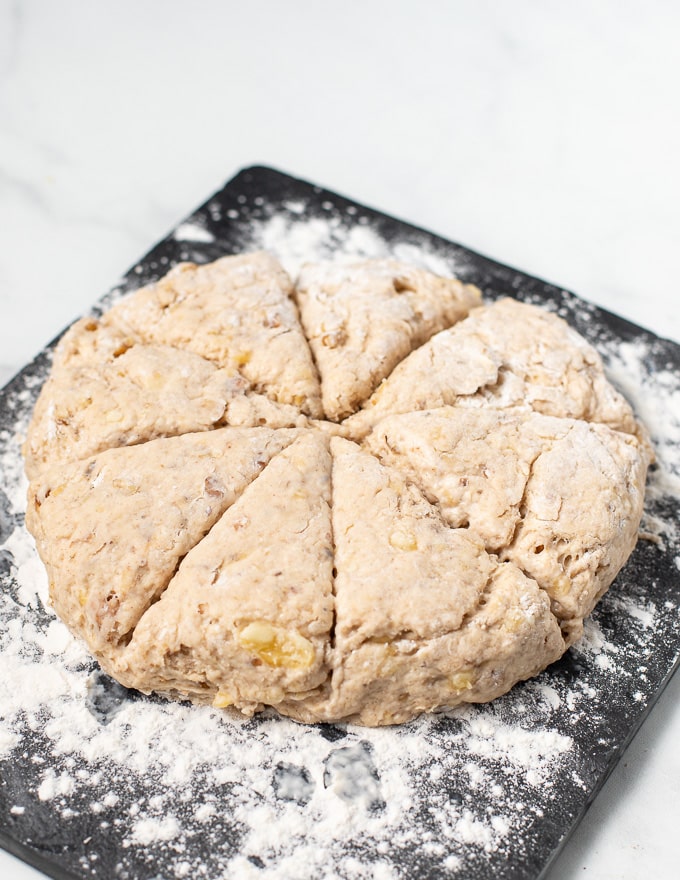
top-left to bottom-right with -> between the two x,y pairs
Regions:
38,770 -> 75,802
173,222 -> 216,244
128,815 -> 181,846
235,200 -> 459,280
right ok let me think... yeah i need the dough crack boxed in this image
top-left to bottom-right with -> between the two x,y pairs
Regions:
501,447 -> 542,557
328,448 -> 339,656
116,548 -> 188,648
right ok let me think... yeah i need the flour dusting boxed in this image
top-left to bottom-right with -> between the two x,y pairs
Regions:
173,222 -> 216,244
233,197 -> 459,280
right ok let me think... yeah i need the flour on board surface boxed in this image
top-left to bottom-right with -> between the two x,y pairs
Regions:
1,201 -> 679,879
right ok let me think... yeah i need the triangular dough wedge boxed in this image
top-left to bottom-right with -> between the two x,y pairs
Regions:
24,318 -> 309,478
105,251 -> 323,417
295,259 -> 481,420
365,407 -> 650,641
117,433 -> 334,714
346,298 -> 641,440
25,340 -> 239,479
286,438 -> 563,726
501,417 -> 649,639
26,427 -> 301,657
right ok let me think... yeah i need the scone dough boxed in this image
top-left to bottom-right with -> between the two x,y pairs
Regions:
24,323 -> 307,480
25,252 -> 651,726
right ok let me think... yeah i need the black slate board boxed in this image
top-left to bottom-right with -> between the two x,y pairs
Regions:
1,166 -> 680,880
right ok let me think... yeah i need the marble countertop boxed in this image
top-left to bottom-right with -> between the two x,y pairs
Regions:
1,2 -> 678,878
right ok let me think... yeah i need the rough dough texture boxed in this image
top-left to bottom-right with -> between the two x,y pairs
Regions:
285,438 -> 564,726
294,259 -> 481,420
364,407 -> 648,645
24,321 -> 308,480
118,432 -> 334,713
25,252 -> 651,726
26,427 -> 303,654
106,252 -> 323,416
346,297 -> 643,439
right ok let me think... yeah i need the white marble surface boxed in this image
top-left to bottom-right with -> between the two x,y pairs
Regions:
1,1 -> 679,878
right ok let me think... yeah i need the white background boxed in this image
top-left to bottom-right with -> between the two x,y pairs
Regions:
1,1 -> 679,878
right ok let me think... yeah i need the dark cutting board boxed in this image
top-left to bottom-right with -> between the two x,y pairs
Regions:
1,166 -> 680,880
